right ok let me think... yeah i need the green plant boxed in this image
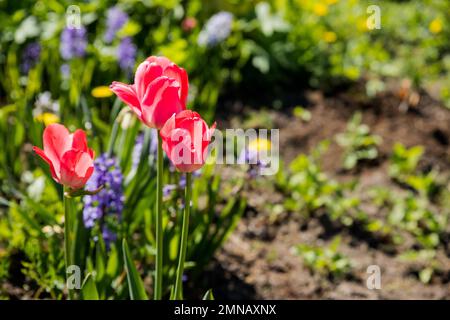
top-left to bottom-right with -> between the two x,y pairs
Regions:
293,237 -> 351,280
389,143 -> 439,197
276,141 -> 339,213
399,249 -> 442,284
389,143 -> 424,179
336,112 -> 381,170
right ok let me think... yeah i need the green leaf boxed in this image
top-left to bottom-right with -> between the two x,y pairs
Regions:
419,267 -> 433,284
95,236 -> 107,283
122,239 -> 148,300
81,273 -> 99,300
202,289 -> 215,300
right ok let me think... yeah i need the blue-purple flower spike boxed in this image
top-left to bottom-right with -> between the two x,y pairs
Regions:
21,42 -> 41,74
198,11 -> 233,47
104,6 -> 129,44
60,26 -> 87,60
83,154 -> 124,246
117,37 -> 137,75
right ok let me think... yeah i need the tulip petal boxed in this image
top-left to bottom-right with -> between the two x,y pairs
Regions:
74,152 -> 94,178
135,61 -> 163,100
72,129 -> 88,152
33,146 -> 60,182
164,65 -> 189,106
60,150 -> 94,190
176,111 -> 205,138
160,112 -> 177,140
152,86 -> 183,129
141,77 -> 182,129
42,124 -> 72,177
146,56 -> 172,69
110,82 -> 141,117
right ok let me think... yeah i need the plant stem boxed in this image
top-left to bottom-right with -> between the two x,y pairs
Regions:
173,172 -> 192,300
63,187 -> 75,300
154,134 -> 163,300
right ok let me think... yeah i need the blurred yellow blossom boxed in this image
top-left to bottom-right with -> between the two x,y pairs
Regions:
325,0 -> 338,4
357,18 -> 369,32
313,3 -> 328,16
249,138 -> 272,152
35,113 -> 60,126
91,86 -> 113,98
429,18 -> 442,34
323,31 -> 337,43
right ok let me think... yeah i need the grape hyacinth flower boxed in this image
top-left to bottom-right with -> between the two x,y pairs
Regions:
104,6 -> 129,44
20,42 -> 41,74
198,12 -> 233,47
60,26 -> 87,60
83,154 -> 124,246
117,37 -> 137,75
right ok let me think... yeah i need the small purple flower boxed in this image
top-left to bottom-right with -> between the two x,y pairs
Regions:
198,12 -> 233,47
60,63 -> 70,78
83,154 -> 124,246
117,37 -> 136,74
104,6 -> 129,44
60,26 -> 87,60
20,42 -> 41,74
238,147 -> 269,177
163,184 -> 177,197
165,172 -> 201,199
178,171 -> 201,189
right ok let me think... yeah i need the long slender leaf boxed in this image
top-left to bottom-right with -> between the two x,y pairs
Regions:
81,273 -> 99,300
122,239 -> 148,300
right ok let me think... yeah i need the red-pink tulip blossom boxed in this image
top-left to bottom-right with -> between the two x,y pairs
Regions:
160,110 -> 216,173
110,56 -> 188,129
33,124 -> 95,190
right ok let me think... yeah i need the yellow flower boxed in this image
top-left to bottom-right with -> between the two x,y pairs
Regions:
248,138 -> 272,152
357,18 -> 368,32
323,31 -> 337,43
35,113 -> 60,126
313,3 -> 328,16
429,18 -> 442,34
91,86 -> 113,98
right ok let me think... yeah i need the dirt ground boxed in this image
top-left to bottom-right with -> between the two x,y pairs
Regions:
199,83 -> 450,299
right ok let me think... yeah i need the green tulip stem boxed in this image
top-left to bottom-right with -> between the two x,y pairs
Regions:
154,133 -> 164,300
173,172 -> 192,300
63,187 -> 75,300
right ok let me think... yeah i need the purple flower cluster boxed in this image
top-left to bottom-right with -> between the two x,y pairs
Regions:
21,42 -> 41,74
104,6 -> 129,44
198,11 -> 233,47
117,37 -> 137,74
83,154 -> 124,245
60,26 -> 87,60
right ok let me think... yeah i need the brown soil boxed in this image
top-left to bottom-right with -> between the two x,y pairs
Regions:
200,84 -> 450,300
